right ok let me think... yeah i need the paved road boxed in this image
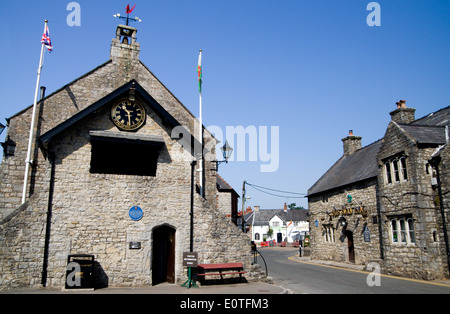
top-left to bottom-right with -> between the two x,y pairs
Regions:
257,247 -> 450,294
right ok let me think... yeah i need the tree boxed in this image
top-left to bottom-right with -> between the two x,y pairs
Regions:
287,203 -> 305,210
267,227 -> 273,239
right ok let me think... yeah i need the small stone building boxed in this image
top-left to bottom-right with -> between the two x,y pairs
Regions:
0,24 -> 253,289
308,102 -> 450,280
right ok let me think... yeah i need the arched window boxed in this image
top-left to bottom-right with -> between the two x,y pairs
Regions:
384,155 -> 408,184
390,217 -> 416,245
407,218 -> 416,243
255,233 -> 260,240
385,161 -> 392,184
399,219 -> 407,243
391,220 -> 398,243
400,156 -> 408,181
393,159 -> 400,182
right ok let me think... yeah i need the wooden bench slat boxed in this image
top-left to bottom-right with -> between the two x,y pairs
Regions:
196,262 -> 246,281
197,271 -> 247,276
197,263 -> 243,270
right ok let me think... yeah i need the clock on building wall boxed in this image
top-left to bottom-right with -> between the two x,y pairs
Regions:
111,99 -> 146,131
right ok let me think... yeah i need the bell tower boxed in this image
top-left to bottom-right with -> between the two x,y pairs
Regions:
110,25 -> 140,60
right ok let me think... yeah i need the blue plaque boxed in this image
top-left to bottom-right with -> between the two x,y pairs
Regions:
129,206 -> 143,221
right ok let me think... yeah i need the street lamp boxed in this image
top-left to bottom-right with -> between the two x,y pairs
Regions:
215,140 -> 233,171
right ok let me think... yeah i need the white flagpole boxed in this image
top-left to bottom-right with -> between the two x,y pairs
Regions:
198,49 -> 203,197
22,20 -> 47,204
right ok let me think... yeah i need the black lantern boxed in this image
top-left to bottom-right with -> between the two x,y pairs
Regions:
1,137 -> 16,157
215,140 -> 233,171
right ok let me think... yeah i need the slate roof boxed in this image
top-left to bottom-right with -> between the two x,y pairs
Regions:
411,106 -> 450,126
307,106 -> 449,197
246,209 -> 309,226
307,140 -> 381,196
399,105 -> 449,145
398,124 -> 447,145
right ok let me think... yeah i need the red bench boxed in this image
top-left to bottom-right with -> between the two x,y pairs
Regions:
197,263 -> 247,281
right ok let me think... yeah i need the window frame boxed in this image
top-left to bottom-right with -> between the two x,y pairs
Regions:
323,224 -> 335,243
390,216 -> 416,245
384,154 -> 408,185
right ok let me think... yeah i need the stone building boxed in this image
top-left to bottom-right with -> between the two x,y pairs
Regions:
216,174 -> 239,225
0,24 -> 253,290
308,102 -> 450,280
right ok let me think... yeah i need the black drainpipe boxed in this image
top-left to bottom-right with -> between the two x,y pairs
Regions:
41,150 -> 56,287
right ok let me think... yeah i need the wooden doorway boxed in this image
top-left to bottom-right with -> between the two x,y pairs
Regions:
152,225 -> 176,285
346,230 -> 355,263
277,232 -> 283,243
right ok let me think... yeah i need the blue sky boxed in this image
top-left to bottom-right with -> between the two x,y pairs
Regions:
0,1 -> 449,210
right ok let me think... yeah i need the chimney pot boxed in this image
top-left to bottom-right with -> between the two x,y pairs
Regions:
390,100 -> 415,124
342,130 -> 362,156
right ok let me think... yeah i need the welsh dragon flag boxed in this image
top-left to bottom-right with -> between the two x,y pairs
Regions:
197,50 -> 202,93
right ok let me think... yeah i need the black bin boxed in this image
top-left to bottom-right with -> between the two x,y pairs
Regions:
65,254 -> 95,289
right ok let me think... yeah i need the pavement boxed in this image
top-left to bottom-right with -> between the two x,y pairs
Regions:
0,281 -> 287,294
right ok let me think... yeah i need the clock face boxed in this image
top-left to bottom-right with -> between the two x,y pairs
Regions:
111,99 -> 146,131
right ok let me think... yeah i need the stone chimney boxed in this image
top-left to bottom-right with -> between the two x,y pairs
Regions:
342,130 -> 362,156
389,100 -> 415,124
254,206 -> 260,212
110,25 -> 140,60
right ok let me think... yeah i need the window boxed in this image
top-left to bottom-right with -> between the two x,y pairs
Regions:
384,155 -> 408,184
400,157 -> 408,180
255,233 -> 260,240
399,219 -> 407,243
323,225 -> 335,243
391,220 -> 398,243
272,221 -> 279,227
393,159 -> 400,182
385,161 -> 392,184
390,217 -> 415,245
408,219 -> 416,243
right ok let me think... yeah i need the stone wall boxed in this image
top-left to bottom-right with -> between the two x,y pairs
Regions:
0,91 -> 252,289
308,178 -> 381,266
377,122 -> 449,280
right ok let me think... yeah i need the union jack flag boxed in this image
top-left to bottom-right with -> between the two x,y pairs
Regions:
41,24 -> 53,52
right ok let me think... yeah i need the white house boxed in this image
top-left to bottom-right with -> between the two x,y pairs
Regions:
246,205 -> 309,245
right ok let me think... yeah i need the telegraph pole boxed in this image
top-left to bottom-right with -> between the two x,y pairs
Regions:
241,180 -> 246,232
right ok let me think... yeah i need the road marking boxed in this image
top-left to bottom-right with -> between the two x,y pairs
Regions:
288,255 -> 450,288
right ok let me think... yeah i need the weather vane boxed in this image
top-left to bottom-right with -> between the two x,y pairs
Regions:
113,4 -> 142,26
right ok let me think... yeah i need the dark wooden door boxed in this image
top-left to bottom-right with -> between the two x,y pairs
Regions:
152,225 -> 175,285
346,231 -> 355,263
